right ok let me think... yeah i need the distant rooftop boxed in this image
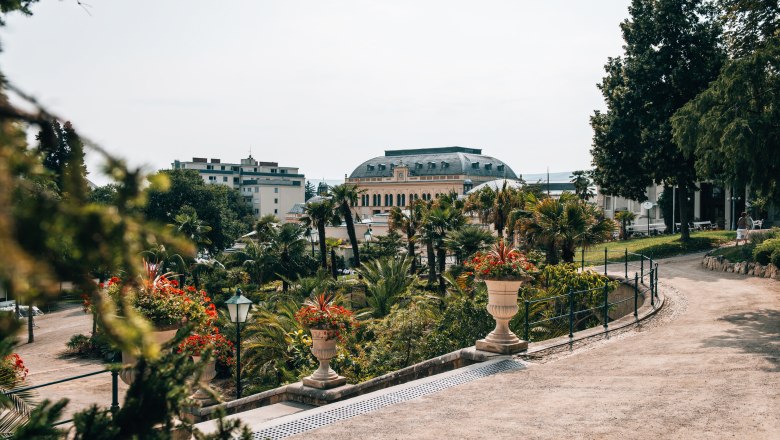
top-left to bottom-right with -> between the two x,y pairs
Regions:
385,147 -> 482,157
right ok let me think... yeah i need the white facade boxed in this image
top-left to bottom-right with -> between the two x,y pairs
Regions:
172,156 -> 305,222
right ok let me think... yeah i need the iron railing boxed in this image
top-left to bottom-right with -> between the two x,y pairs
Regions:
3,367 -> 120,427
524,248 -> 660,343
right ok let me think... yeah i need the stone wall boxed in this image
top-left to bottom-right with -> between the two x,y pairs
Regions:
701,255 -> 780,279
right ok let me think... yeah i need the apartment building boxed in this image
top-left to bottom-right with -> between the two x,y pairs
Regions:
172,155 -> 305,221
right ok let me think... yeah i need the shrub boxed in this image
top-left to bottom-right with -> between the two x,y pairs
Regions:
753,238 -> 780,265
748,228 -> 778,246
66,333 -> 119,361
772,249 -> 780,268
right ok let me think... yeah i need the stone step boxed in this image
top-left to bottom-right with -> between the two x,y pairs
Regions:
193,401 -> 314,436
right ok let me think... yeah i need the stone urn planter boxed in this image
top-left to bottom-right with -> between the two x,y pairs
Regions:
476,279 -> 528,354
190,355 -> 217,404
302,328 -> 346,389
120,326 -> 180,385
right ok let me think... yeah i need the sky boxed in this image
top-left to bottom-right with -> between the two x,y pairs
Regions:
0,0 -> 630,185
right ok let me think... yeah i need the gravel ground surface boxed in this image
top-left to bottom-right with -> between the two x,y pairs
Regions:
292,252 -> 780,439
13,304 -> 129,423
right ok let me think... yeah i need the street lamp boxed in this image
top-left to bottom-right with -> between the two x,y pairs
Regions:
363,225 -> 373,250
306,227 -> 315,257
225,289 -> 252,399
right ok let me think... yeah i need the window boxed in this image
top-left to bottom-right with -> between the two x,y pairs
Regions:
254,167 -> 257,172
274,209 -> 278,214
233,177 -> 239,183
471,162 -> 479,169
497,164 -> 504,172
274,198 -> 278,204
441,161 -> 449,168
367,164 -> 375,171
280,169 -> 287,174
484,163 -> 492,170
206,165 -> 213,170
221,165 -> 225,171
271,169 -> 277,173
255,187 -> 258,193
254,209 -> 259,214
223,176 -> 227,182
274,188 -> 279,193
232,166 -> 239,172
208,176 -> 216,181
428,162 -> 436,169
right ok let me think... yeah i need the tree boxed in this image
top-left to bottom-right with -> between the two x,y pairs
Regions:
614,210 -> 636,240
36,120 -> 88,195
570,170 -> 594,201
445,225 -> 495,264
716,0 -> 780,56
672,36 -> 780,202
254,214 -> 279,243
355,256 -> 415,318
304,181 -> 316,201
272,223 -> 313,291
300,199 -> 338,269
388,200 -> 425,274
145,169 -> 254,253
520,194 -> 615,264
329,184 -> 365,268
423,203 -> 466,292
88,184 -> 119,205
173,206 -> 212,253
590,0 -> 725,241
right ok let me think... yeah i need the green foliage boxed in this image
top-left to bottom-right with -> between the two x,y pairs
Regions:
591,0 -> 725,239
445,225 -> 495,264
356,257 -> 415,318
145,169 -> 254,253
753,238 -> 780,265
709,244 -> 756,263
614,210 -> 636,240
672,36 -> 780,202
65,333 -> 118,361
304,181 -> 316,201
570,170 -> 594,201
330,184 -> 366,267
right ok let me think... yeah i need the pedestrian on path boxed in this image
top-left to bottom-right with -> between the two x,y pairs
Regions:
736,212 -> 753,245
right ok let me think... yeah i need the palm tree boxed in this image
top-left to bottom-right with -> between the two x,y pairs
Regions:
330,184 -> 366,268
445,225 -> 495,264
273,223 -> 309,291
254,214 -> 280,243
173,207 -> 212,253
356,256 -> 415,318
493,182 -> 522,237
300,199 -> 338,269
424,204 -> 466,292
570,170 -> 594,201
520,193 -> 615,264
464,187 -> 496,226
389,200 -> 425,273
232,240 -> 274,285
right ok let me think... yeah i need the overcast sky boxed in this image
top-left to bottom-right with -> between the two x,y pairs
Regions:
1,0 -> 630,184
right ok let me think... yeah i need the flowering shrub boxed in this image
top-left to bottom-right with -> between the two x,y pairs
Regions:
106,261 -> 217,330
295,293 -> 356,341
177,331 -> 235,368
466,240 -> 535,281
0,354 -> 29,382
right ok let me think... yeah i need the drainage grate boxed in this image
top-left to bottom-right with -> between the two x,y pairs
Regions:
251,359 -> 524,440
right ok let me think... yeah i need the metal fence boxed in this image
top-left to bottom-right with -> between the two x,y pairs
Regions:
3,367 -> 120,427
523,248 -> 659,343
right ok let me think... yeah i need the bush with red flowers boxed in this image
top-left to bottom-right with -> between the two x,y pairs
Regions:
177,331 -> 235,368
0,353 -> 28,383
466,240 -> 536,281
295,293 -> 356,341
106,260 -> 218,331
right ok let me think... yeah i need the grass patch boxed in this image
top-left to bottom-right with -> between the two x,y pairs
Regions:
709,244 -> 756,263
579,230 -> 735,265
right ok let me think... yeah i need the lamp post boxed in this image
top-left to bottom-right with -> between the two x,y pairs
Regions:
363,225 -> 373,250
306,227 -> 315,257
225,289 -> 252,400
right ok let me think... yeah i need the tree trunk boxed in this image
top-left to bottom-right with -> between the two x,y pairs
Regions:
330,248 -> 338,279
407,236 -> 416,273
436,245 -> 446,293
426,239 -> 436,285
28,301 -> 34,343
342,204 -> 360,268
317,223 -> 327,269
678,186 -> 691,241
546,241 -> 559,265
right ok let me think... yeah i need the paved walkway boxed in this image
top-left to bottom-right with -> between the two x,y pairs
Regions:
292,253 -> 780,439
14,305 -> 128,422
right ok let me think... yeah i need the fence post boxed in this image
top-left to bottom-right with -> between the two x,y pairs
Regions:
633,273 -> 639,318
111,370 -> 119,412
624,249 -> 628,279
640,254 -> 644,283
568,288 -> 574,338
581,247 -> 585,271
604,247 -> 608,276
650,268 -> 656,307
603,282 -> 609,329
655,263 -> 659,299
524,300 -> 530,342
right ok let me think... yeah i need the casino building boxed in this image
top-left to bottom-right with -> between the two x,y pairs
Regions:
346,146 -> 518,218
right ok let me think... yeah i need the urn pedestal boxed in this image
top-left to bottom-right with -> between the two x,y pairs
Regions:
302,329 -> 346,389
190,356 -> 217,404
120,327 -> 180,385
476,279 -> 528,354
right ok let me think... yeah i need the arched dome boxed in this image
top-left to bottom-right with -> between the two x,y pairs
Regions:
467,178 -> 524,194
348,147 -> 517,180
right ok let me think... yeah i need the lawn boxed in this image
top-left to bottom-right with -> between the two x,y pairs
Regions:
578,230 -> 735,266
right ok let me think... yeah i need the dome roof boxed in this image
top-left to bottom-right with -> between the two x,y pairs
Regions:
467,178 -> 524,194
349,147 -> 517,180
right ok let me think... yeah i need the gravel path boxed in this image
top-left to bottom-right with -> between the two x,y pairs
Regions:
13,305 -> 128,422
293,253 -> 780,439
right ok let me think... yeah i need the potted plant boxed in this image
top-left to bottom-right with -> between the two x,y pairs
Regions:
295,293 -> 356,389
467,240 -> 535,354
107,261 -> 218,384
178,331 -> 234,403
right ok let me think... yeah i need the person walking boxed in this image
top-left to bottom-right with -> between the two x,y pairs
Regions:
735,212 -> 753,246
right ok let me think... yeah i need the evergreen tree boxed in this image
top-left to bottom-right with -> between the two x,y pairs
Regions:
590,0 -> 725,240
304,180 -> 316,201
36,121 -> 88,194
